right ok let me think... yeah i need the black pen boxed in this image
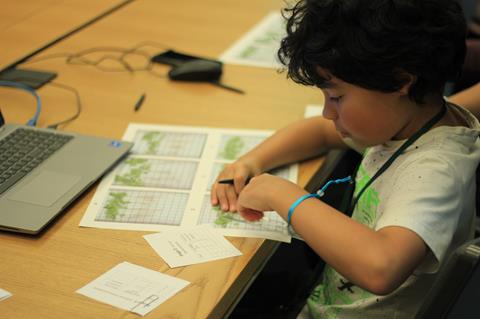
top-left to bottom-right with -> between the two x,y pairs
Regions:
211,81 -> 245,95
218,177 -> 251,185
134,93 -> 146,112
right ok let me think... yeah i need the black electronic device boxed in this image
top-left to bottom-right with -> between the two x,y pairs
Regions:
151,49 -> 244,94
168,60 -> 223,82
151,50 -> 217,66
0,68 -> 57,89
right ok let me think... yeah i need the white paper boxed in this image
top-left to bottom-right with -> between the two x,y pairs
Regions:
80,123 -> 297,243
0,288 -> 12,301
304,104 -> 324,118
76,262 -> 189,316
219,12 -> 286,68
144,225 -> 242,268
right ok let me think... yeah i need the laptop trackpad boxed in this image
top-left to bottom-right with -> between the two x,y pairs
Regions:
8,170 -> 81,207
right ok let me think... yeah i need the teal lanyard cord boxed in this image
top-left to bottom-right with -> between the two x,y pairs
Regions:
349,102 -> 447,213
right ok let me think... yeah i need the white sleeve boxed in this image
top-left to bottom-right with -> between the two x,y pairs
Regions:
375,154 -> 462,272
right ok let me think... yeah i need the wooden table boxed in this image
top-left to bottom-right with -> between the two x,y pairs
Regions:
0,1 -> 324,318
0,0 -> 131,71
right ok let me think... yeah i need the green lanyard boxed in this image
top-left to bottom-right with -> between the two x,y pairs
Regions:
349,102 -> 447,213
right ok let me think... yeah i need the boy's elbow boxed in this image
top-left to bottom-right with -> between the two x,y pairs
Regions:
361,260 -> 403,296
364,277 -> 398,296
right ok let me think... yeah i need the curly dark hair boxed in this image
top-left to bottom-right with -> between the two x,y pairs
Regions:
278,0 -> 467,103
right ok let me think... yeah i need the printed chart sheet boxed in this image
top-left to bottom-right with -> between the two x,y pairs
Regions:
219,12 -> 286,69
80,123 -> 297,242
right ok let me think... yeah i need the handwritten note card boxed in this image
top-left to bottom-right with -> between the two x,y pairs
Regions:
144,225 -> 242,268
76,262 -> 189,316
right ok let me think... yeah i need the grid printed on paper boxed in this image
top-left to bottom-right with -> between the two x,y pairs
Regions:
216,135 -> 266,160
95,190 -> 188,225
198,195 -> 288,233
131,130 -> 207,158
113,158 -> 198,190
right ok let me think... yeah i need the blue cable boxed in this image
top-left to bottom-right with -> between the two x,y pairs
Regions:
287,175 -> 352,225
317,176 -> 352,196
0,80 -> 42,126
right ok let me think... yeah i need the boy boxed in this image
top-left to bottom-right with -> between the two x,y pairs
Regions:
211,0 -> 480,318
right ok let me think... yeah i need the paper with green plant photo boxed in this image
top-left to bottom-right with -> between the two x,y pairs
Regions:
80,123 -> 297,242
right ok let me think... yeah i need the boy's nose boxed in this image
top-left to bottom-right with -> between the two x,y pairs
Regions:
322,101 -> 338,120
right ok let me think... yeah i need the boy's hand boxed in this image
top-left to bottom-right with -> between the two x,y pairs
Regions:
210,159 -> 261,212
237,174 -> 302,221
239,208 -> 265,222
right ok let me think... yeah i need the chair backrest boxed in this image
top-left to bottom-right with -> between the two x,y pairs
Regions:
414,237 -> 480,319
445,243 -> 480,319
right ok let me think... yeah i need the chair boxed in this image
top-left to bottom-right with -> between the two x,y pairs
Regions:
414,237 -> 480,319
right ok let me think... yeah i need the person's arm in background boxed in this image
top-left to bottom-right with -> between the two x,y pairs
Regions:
449,82 -> 480,118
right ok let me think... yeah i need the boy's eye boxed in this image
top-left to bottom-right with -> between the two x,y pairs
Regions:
329,95 -> 343,102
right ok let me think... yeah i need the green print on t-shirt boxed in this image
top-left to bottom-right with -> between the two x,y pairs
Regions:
351,165 -> 379,228
308,266 -> 374,318
306,163 -> 381,318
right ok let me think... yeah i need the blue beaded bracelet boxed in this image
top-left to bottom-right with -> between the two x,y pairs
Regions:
287,193 -> 319,225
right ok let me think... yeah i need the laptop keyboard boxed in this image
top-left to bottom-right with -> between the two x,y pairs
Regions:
0,128 -> 73,195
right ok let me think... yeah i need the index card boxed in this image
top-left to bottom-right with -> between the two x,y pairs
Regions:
144,225 -> 242,268
76,262 -> 189,316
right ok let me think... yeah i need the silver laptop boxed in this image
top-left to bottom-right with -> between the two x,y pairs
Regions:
0,119 -> 132,234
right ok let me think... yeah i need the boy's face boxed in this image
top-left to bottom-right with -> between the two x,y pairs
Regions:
317,68 -> 414,147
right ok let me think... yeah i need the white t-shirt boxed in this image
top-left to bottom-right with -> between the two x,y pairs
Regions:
299,103 -> 480,319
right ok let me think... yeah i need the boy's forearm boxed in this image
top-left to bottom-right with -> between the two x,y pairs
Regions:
268,186 -> 425,295
241,116 -> 347,172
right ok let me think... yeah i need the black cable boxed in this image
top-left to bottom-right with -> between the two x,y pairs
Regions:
45,82 -> 82,130
20,41 -> 245,94
20,41 -> 169,77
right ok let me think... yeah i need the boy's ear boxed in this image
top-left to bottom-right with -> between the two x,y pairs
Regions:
396,71 -> 416,95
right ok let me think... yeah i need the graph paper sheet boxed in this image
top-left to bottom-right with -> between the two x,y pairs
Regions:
80,123 -> 297,242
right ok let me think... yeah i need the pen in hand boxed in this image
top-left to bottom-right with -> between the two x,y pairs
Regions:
217,177 -> 251,185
